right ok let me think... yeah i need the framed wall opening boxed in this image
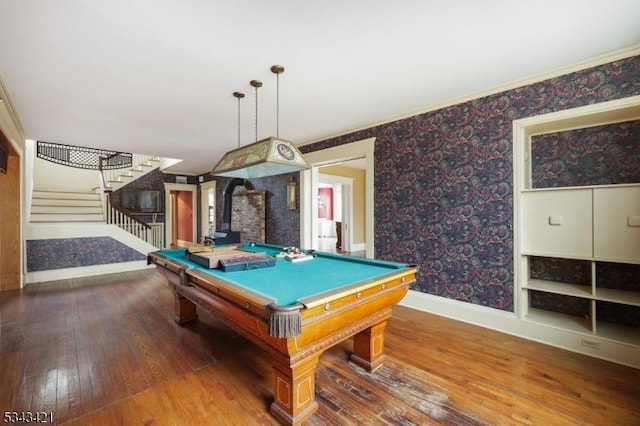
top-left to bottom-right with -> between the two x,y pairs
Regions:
300,137 -> 375,257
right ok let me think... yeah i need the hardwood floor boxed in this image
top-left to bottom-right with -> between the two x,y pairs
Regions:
1,270 -> 639,425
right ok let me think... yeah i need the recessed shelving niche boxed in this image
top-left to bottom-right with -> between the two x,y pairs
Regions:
513,95 -> 640,359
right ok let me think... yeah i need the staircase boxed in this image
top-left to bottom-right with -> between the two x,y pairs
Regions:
25,142 -> 180,284
30,190 -> 103,223
101,155 -> 162,192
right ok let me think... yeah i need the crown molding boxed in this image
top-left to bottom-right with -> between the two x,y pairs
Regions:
0,76 -> 26,153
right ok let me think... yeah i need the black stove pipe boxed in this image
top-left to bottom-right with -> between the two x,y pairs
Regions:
221,178 -> 253,231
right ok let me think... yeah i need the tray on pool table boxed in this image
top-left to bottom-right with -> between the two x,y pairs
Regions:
186,246 -> 275,271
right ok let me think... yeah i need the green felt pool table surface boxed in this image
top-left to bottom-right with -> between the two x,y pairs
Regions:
154,243 -> 409,307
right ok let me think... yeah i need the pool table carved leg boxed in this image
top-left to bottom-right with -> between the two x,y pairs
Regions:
270,353 -> 321,426
350,321 -> 387,372
172,291 -> 198,324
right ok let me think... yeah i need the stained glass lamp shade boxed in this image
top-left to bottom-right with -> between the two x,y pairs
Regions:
211,137 -> 310,178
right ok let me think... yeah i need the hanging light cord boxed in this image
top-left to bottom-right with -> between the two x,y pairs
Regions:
232,92 -> 244,148
276,71 -> 280,137
237,95 -> 241,148
254,84 -> 258,142
271,65 -> 285,138
250,80 -> 262,142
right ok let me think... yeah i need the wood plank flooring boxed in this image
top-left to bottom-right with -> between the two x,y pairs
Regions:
1,269 -> 639,425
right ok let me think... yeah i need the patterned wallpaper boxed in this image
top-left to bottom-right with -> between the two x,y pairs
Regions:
298,55 -> 640,312
110,169 -> 168,223
26,237 -> 145,271
531,120 -> 640,188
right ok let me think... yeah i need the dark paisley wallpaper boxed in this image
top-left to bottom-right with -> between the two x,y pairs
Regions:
27,237 -> 145,271
298,55 -> 640,312
531,120 -> 640,188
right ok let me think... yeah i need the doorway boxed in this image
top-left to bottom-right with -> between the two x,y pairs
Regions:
200,180 -> 216,242
317,172 -> 354,253
300,137 -> 375,257
164,183 -> 197,248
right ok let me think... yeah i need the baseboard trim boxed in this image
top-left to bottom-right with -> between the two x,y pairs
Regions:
25,260 -> 154,284
400,290 -> 640,369
349,242 -> 366,253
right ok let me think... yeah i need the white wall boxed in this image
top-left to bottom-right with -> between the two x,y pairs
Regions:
33,157 -> 100,192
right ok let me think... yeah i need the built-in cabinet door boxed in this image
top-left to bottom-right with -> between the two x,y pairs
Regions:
594,186 -> 640,262
521,189 -> 592,258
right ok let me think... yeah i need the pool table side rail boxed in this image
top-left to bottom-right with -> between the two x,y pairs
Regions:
149,251 -> 304,337
248,242 -> 407,269
296,266 -> 417,310
188,268 -> 278,310
187,268 -> 307,337
147,252 -> 188,282
187,267 -> 419,338
149,250 -> 279,308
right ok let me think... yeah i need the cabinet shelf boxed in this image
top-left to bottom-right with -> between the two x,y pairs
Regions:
595,288 -> 640,307
523,253 -> 640,266
525,308 -> 592,334
525,303 -> 640,346
524,279 -> 592,298
595,321 -> 640,346
522,183 -> 640,192
521,251 -> 595,261
525,280 -> 640,307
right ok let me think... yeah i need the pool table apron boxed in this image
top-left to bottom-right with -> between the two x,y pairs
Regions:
149,251 -> 417,426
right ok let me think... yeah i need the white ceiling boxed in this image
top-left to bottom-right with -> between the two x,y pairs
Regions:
1,1 -> 639,175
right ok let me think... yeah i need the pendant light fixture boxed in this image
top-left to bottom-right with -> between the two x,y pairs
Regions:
211,65 -> 310,178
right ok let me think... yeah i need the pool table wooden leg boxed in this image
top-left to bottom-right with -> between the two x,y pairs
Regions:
269,353 -> 321,426
172,291 -> 198,324
350,321 -> 387,372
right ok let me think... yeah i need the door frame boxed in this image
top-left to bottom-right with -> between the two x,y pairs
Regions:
164,182 -> 197,248
319,173 -> 354,251
199,180 -> 216,241
300,137 -> 375,257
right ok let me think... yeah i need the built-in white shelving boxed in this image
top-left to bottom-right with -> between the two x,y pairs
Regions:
514,96 -> 640,362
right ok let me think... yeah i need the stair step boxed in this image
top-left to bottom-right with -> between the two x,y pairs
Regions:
33,191 -> 100,201
31,205 -> 103,214
31,198 -> 101,207
30,213 -> 104,222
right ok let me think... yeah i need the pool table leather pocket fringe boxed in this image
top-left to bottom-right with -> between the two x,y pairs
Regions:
268,304 -> 303,338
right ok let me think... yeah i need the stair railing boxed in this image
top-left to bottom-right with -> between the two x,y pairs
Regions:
105,194 -> 164,248
99,156 -> 164,249
101,153 -> 158,187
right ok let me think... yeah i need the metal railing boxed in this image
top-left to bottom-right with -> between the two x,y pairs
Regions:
37,141 -> 132,170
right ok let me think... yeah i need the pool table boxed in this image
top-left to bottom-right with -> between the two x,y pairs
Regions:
148,243 -> 417,425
